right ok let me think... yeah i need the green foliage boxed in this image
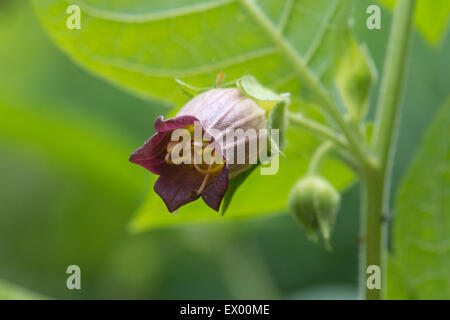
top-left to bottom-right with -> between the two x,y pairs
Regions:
0,0 -> 448,300
388,99 -> 450,299
378,0 -> 450,46
386,257 -> 412,299
221,165 -> 259,216
28,1 -> 450,300
33,0 -> 355,105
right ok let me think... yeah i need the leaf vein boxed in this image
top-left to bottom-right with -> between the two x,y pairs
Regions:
85,47 -> 278,77
278,0 -> 294,33
304,0 -> 339,64
71,0 -> 236,23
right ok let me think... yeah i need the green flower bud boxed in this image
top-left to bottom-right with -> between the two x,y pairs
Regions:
288,175 -> 341,249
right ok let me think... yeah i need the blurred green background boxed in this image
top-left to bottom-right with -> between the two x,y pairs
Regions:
0,0 -> 448,299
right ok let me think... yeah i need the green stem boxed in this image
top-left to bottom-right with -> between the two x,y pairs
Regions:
288,112 -> 350,152
359,165 -> 383,300
308,141 -> 334,175
239,0 -> 367,165
372,0 -> 417,167
361,0 -> 416,300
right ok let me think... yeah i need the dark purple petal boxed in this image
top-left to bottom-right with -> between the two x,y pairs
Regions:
202,165 -> 229,211
154,165 -> 203,212
129,115 -> 198,175
129,132 -> 169,174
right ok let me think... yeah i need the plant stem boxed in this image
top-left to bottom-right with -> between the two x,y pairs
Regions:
372,0 -> 417,168
239,0 -> 367,165
359,164 -> 383,300
308,141 -> 334,175
287,112 -> 350,152
361,0 -> 416,300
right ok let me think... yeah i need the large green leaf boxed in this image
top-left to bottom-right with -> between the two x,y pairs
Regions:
378,0 -> 450,46
33,0 -> 352,104
388,99 -> 450,299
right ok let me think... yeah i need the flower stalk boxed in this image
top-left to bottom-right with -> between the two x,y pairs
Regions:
287,112 -> 351,153
361,0 -> 417,300
308,141 -> 334,175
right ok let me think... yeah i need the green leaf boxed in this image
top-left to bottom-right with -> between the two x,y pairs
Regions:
33,0 -> 353,105
389,98 -> 450,299
386,257 -> 413,300
378,0 -> 450,46
336,35 -> 376,121
221,165 -> 259,216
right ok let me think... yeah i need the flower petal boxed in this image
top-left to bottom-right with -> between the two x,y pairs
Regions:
202,164 -> 229,211
129,115 -> 198,175
154,115 -> 198,133
154,165 -> 203,212
129,132 -> 169,175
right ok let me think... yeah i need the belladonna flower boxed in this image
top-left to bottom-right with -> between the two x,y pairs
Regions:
129,88 -> 267,212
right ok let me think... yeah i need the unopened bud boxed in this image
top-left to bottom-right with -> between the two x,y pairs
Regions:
288,175 -> 340,249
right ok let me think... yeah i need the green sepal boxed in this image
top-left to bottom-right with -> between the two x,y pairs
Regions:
175,79 -> 210,100
237,75 -> 288,112
267,101 -> 287,157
